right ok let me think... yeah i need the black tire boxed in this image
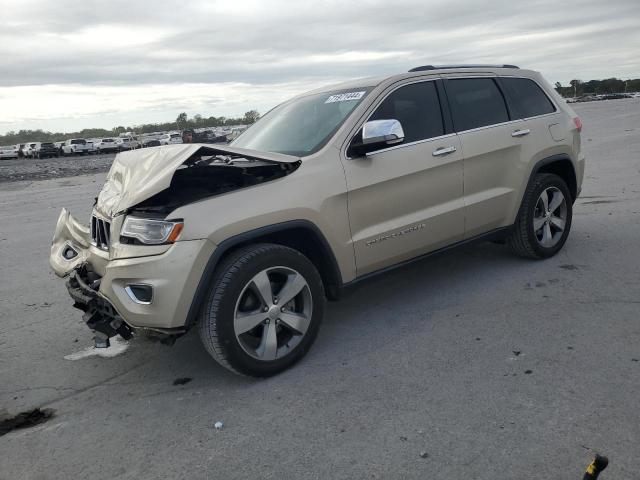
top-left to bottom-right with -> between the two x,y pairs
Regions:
508,173 -> 573,259
198,243 -> 325,377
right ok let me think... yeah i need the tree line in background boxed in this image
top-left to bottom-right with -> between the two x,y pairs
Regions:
554,78 -> 640,98
0,110 -> 261,145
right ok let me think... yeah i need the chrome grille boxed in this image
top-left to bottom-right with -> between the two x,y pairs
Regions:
90,215 -> 111,250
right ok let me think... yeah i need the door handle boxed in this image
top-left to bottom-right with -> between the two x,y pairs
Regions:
432,146 -> 456,156
511,129 -> 531,137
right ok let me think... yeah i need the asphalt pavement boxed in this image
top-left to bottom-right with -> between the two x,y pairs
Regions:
1,99 -> 639,479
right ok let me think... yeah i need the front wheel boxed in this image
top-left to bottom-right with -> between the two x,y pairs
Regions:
198,243 -> 325,377
508,173 -> 573,259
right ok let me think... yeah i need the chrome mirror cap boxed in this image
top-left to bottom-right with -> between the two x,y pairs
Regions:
362,119 -> 405,145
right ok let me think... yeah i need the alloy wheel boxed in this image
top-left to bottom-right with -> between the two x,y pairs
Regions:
533,186 -> 567,247
233,267 -> 312,361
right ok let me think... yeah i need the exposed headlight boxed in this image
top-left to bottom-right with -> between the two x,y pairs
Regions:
121,216 -> 184,245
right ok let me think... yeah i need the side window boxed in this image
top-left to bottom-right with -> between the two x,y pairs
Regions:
500,77 -> 556,119
446,78 -> 509,131
369,81 -> 444,144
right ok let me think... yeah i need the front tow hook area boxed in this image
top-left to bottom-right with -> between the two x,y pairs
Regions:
66,266 -> 133,348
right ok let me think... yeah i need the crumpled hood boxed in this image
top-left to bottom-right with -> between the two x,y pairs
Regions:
96,143 -> 299,218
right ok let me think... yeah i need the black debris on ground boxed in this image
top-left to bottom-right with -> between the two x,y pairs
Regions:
0,408 -> 55,436
172,377 -> 193,386
559,264 -> 579,271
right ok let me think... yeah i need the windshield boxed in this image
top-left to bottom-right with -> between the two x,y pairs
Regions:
232,88 -> 371,156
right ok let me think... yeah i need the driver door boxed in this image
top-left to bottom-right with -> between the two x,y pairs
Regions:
340,79 -> 465,276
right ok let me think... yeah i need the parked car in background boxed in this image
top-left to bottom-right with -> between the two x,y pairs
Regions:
85,140 -> 98,155
62,139 -> 88,156
0,145 -> 18,159
22,143 -> 37,158
14,144 -> 26,158
32,142 -> 59,158
116,137 -> 140,151
54,141 -> 65,156
159,133 -> 183,145
141,138 -> 161,148
95,138 -> 119,153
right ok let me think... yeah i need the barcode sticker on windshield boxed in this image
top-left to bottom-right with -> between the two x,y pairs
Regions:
325,91 -> 366,103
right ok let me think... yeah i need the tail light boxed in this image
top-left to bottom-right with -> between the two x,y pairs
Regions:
573,116 -> 583,132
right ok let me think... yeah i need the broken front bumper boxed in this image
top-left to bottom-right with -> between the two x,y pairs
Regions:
50,208 -> 215,341
66,266 -> 133,346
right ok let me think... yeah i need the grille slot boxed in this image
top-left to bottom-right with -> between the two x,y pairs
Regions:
90,215 -> 111,250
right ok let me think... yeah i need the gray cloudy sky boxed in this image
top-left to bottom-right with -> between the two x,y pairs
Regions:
1,0 -> 639,134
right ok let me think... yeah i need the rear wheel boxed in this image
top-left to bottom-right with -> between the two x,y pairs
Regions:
508,173 -> 572,259
198,243 -> 325,377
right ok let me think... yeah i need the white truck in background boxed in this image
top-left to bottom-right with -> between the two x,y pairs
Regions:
62,139 -> 88,156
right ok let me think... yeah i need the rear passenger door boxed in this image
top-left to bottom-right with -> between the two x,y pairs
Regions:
342,79 -> 465,276
497,76 -> 562,220
443,76 -> 527,237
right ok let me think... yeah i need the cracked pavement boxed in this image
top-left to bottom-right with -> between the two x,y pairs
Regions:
1,99 -> 639,479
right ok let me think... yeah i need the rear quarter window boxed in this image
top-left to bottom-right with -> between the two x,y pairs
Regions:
500,77 -> 556,118
445,78 -> 509,132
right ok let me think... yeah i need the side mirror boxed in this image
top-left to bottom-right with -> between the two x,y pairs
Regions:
348,119 -> 405,157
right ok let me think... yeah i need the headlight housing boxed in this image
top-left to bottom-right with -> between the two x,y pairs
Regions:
121,216 -> 184,245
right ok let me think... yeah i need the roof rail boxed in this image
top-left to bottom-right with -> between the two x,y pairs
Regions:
409,64 -> 519,72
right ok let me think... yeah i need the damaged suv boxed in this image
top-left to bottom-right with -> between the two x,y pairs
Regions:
50,65 -> 584,376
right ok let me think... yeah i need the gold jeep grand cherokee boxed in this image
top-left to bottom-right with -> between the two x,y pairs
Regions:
50,65 -> 584,376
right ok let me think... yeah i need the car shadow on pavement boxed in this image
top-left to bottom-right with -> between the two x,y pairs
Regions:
126,240 -> 529,386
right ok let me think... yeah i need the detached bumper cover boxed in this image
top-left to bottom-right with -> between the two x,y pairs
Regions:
66,267 -> 133,342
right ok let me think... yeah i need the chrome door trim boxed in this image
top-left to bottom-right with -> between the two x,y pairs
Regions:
453,118 -> 523,135
365,133 -> 457,157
